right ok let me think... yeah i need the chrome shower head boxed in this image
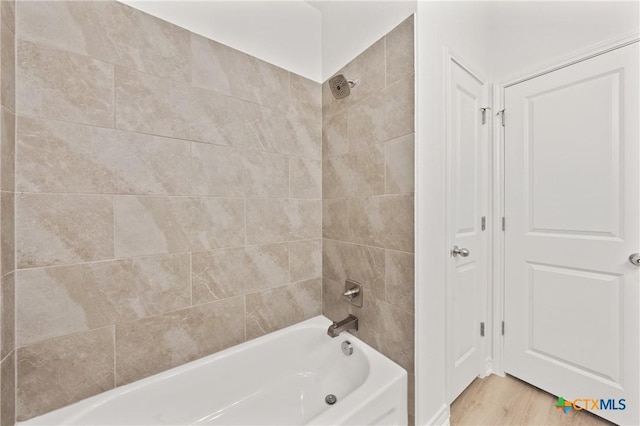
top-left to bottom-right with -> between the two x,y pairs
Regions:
328,74 -> 356,99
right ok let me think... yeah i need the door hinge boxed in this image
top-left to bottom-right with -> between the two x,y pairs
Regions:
480,107 -> 491,125
480,322 -> 485,337
498,109 -> 505,126
502,217 -> 506,231
501,321 -> 505,336
481,216 -> 486,231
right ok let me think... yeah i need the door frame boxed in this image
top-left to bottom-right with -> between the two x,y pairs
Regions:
444,48 -> 493,402
491,31 -> 640,377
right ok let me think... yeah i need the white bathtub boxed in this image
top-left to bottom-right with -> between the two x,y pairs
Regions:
21,316 -> 407,426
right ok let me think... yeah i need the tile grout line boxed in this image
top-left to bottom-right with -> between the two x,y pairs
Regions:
325,131 -> 417,160
322,237 -> 415,256
17,295 -> 245,352
243,198 -> 247,246
13,237 -> 326,274
14,191 -> 323,200
18,37 -> 302,116
384,34 -> 388,88
12,5 -> 18,420
243,295 -> 247,343
112,196 -> 116,262
13,112 -> 323,163
113,325 -> 116,390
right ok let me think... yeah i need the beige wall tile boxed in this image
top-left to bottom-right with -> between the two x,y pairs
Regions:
348,76 -> 414,151
1,0 -> 14,34
290,73 -> 321,119
1,273 -> 14,360
9,1 -> 328,419
115,197 -> 245,257
16,327 -> 115,421
1,107 -> 15,192
290,157 -> 321,199
16,193 -> 114,268
190,34 -> 251,100
323,239 -> 385,301
191,144 -> 289,198
1,191 -> 14,276
385,250 -> 414,313
385,133 -> 415,194
16,1 -> 190,82
321,21 -> 415,419
114,196 -> 190,258
253,105 -> 321,160
1,350 -> 15,426
246,278 -> 321,340
16,116 -> 191,195
190,143 -> 244,197
246,199 -> 321,244
323,145 -> 385,198
322,277 -> 350,322
191,33 -> 289,110
1,22 -> 15,112
115,296 -> 245,386
349,292 -> 414,372
239,57 -> 289,111
322,39 -> 385,118
322,112 -> 348,160
322,199 -> 349,240
385,16 -> 415,86
348,195 -> 414,253
189,198 -> 245,251
243,151 -> 289,198
16,254 -> 190,347
16,40 -> 114,127
289,239 -> 321,282
192,244 -> 289,305
115,66 -> 258,149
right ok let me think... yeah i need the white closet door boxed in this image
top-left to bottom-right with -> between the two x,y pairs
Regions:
449,60 -> 489,402
504,43 -> 639,425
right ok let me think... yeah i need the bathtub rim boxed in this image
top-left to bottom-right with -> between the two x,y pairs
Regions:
18,315 -> 408,425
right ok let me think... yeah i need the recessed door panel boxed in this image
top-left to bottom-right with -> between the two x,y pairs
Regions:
455,87 -> 479,236
528,263 -> 622,384
527,72 -> 622,237
504,43 -> 639,425
453,262 -> 479,366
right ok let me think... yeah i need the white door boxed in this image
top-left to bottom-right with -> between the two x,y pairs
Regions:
448,59 -> 489,402
504,43 -> 639,425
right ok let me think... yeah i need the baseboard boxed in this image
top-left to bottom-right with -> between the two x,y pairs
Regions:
421,404 -> 450,426
481,357 -> 494,378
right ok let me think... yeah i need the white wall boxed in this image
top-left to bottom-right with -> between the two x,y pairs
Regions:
489,1 -> 640,82
415,1 -> 639,425
415,3 -> 492,424
312,0 -> 416,80
118,1 -> 322,82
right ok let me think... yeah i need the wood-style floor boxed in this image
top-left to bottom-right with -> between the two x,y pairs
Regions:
450,374 -> 614,426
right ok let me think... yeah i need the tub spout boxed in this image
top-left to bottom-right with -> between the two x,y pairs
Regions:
327,314 -> 358,338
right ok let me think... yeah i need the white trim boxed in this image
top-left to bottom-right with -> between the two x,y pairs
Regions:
500,31 -> 640,87
422,404 -> 450,426
482,358 -> 494,378
414,8 -> 430,425
491,82 -> 506,376
493,34 -> 639,379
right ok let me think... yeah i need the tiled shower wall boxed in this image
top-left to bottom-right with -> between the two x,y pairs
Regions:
0,1 -> 16,425
12,1 -> 321,421
321,16 -> 415,420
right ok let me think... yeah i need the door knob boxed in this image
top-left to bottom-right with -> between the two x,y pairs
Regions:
452,246 -> 470,257
629,253 -> 640,266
